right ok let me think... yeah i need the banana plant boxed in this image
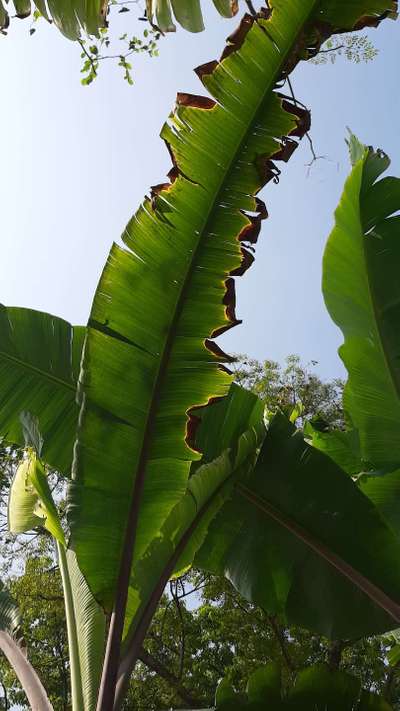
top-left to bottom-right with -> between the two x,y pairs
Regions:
0,2 -> 398,710
0,0 -> 107,38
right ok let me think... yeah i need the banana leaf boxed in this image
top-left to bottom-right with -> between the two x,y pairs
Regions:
195,412 -> 400,640
0,305 -> 83,475
0,0 -> 107,39
322,135 -> 400,470
146,0 -> 238,33
69,0 -> 396,626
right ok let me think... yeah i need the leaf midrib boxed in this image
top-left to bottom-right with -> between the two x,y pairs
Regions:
0,350 -> 76,394
236,482 -> 400,625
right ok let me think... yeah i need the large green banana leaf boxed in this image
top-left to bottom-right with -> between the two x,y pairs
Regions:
69,0 -> 395,630
68,3 -> 305,616
0,305 -> 83,475
0,0 -> 107,38
146,0 -> 238,33
322,135 -> 400,470
195,412 -> 400,640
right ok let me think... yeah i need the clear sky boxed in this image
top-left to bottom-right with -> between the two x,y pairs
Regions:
0,2 -> 398,381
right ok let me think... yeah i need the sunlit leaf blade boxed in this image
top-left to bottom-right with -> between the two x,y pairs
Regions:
212,0 -> 238,19
68,3 -> 317,614
8,449 -> 66,545
13,0 -> 31,18
322,136 -> 400,470
171,0 -> 204,32
0,306 -> 83,475
8,455 -> 43,535
195,413 -> 400,639
146,0 -> 237,32
151,0 -> 176,31
70,0 -> 396,634
0,0 -> 107,37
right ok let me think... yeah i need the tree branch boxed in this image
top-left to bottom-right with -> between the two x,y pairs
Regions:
138,647 -> 205,708
327,640 -> 345,670
266,614 -> 295,675
245,0 -> 257,15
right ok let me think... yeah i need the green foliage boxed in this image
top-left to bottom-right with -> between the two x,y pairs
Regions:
1,549 -> 68,711
312,33 -> 378,65
79,24 -> 160,86
233,354 -> 344,427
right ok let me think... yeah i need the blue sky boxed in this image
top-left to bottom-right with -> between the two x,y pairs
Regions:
0,2 -> 398,381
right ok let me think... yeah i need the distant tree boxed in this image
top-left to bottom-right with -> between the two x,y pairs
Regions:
0,544 -> 68,710
233,354 -> 344,428
124,571 -> 399,710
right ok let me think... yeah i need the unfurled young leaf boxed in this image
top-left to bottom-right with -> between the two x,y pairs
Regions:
323,134 -> 400,470
8,448 -> 65,545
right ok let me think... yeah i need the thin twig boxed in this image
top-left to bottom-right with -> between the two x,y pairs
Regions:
139,647 -> 205,708
245,0 -> 257,15
286,76 -> 325,173
170,580 -> 186,680
267,614 -> 296,676
78,39 -> 98,78
317,44 -> 345,54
